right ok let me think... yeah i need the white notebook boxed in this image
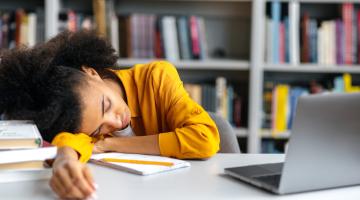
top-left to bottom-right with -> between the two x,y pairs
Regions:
90,153 -> 190,175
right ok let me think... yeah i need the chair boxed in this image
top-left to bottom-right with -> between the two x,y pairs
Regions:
208,112 -> 241,153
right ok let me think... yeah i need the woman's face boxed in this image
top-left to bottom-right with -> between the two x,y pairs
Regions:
77,68 -> 131,137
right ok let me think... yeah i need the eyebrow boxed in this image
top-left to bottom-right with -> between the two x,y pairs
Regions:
90,95 -> 105,137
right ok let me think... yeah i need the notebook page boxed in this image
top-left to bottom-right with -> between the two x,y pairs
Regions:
90,153 -> 191,175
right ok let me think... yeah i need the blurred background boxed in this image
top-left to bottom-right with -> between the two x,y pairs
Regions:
1,0 -> 360,154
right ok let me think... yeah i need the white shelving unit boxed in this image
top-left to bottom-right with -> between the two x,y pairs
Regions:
5,0 -> 360,153
118,58 -> 250,70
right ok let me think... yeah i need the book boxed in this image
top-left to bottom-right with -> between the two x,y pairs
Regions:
161,16 -> 180,61
0,147 -> 57,183
0,120 -> 43,150
90,153 -> 191,176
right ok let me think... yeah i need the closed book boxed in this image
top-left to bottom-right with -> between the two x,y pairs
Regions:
271,0 -> 281,63
161,16 -> 180,61
358,11 -> 360,64
342,3 -> 353,64
189,16 -> 200,59
272,84 -> 289,135
197,16 -> 208,60
90,153 -> 190,176
27,13 -> 37,47
0,120 -> 43,150
177,16 -> 191,60
215,77 -> 227,119
0,147 -> 57,183
335,19 -> 344,64
301,13 -> 310,63
309,19 -> 318,63
279,21 -> 285,63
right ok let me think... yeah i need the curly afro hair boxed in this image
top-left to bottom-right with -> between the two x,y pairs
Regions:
0,30 -> 120,141
0,47 -> 87,142
47,30 -> 118,70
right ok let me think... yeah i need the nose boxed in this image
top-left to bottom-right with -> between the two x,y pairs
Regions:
103,114 -> 123,133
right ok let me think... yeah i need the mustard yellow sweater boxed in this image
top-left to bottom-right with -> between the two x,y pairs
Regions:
52,61 -> 220,162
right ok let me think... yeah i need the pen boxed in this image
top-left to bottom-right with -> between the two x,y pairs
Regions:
100,158 -> 174,167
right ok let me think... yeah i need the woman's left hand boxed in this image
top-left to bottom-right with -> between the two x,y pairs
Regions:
93,139 -> 109,153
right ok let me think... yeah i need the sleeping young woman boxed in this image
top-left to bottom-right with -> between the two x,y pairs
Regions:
0,31 -> 219,199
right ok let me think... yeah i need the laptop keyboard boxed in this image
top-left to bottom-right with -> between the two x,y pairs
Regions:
253,174 -> 281,188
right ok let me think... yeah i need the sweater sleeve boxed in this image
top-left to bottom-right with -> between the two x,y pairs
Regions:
51,132 -> 94,163
152,61 -> 220,159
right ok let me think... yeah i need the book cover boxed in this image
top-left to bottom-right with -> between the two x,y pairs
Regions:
342,3 -> 353,64
336,19 -> 344,64
189,16 -> 200,59
272,84 -> 289,135
0,120 -> 43,149
177,16 -> 191,60
0,147 -> 56,183
197,16 -> 208,60
271,0 -> 281,63
161,16 -> 180,61
90,153 -> 190,176
301,13 -> 310,63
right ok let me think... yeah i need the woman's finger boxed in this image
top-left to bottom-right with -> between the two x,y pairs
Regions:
83,166 -> 96,191
53,167 -> 74,193
67,164 -> 94,198
49,177 -> 66,197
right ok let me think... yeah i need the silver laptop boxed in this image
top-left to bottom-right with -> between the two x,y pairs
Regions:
225,93 -> 360,194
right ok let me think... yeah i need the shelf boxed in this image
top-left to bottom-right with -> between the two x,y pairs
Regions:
261,129 -> 291,139
117,58 -> 250,70
234,128 -> 291,139
265,0 -> 360,3
124,0 -> 252,3
264,64 -> 360,74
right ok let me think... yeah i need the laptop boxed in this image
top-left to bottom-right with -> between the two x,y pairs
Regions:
225,93 -> 360,194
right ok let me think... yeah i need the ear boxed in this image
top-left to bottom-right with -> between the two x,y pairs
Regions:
81,66 -> 102,80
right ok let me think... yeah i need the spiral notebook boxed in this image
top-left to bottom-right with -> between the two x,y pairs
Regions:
90,153 -> 191,175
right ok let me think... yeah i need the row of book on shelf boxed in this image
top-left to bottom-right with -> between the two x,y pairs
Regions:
263,73 -> 360,137
267,2 -> 360,65
0,9 -> 44,49
184,77 -> 242,128
58,10 -> 209,61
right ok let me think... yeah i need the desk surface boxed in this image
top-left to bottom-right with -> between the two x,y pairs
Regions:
1,153 -> 360,200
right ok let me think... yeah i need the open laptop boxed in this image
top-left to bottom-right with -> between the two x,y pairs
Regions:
225,92 -> 360,194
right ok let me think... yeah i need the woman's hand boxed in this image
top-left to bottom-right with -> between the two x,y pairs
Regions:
49,147 -> 97,199
93,139 -> 109,154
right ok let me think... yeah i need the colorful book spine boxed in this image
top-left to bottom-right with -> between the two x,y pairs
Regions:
336,19 -> 344,64
271,1 -> 281,63
343,3 -> 353,64
189,16 -> 200,59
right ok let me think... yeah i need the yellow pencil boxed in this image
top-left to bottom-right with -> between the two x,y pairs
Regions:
101,158 -> 174,167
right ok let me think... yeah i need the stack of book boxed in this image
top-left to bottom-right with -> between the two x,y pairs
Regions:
0,120 -> 57,183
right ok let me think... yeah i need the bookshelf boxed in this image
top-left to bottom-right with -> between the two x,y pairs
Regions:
4,0 -> 360,153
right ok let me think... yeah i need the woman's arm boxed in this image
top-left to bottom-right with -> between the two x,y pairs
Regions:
49,146 -> 97,199
93,134 -> 160,155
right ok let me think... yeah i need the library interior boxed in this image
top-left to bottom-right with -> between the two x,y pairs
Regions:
0,0 -> 360,199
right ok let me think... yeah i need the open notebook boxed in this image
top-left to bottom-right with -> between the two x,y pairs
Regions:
90,153 -> 191,175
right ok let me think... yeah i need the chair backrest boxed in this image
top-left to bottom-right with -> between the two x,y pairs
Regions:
208,112 -> 241,153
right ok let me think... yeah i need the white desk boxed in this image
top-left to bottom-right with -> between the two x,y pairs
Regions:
1,154 -> 360,200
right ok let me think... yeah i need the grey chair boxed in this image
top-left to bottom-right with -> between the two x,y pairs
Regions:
208,112 -> 241,153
